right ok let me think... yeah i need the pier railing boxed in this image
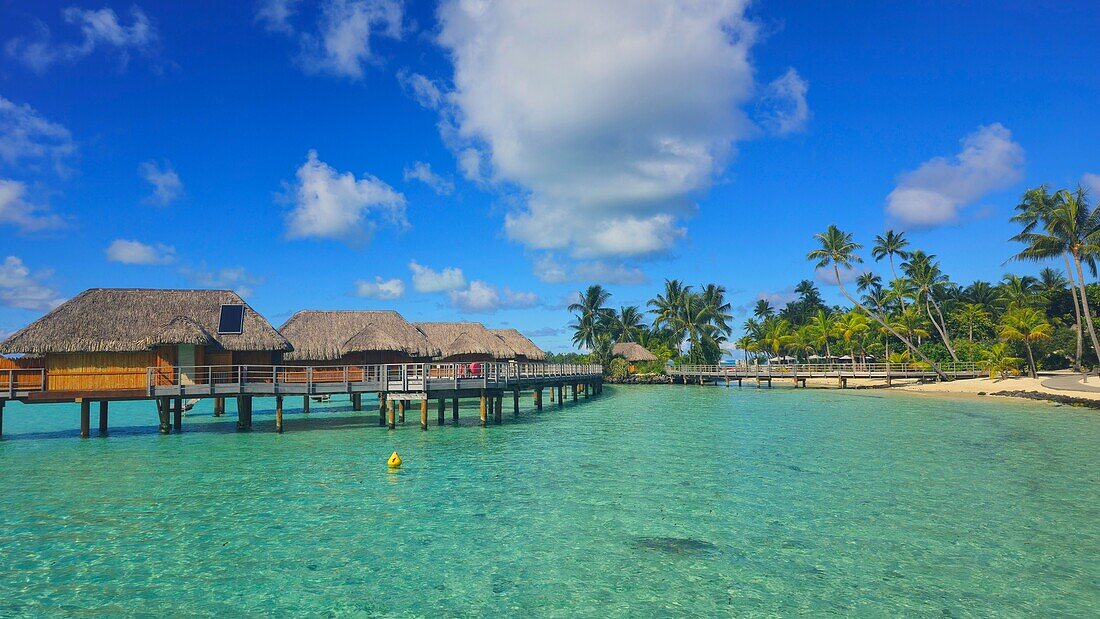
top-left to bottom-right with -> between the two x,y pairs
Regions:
1,368 -> 46,398
670,362 -> 982,379
144,362 -> 602,398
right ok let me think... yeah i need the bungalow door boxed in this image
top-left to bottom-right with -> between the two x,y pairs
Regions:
178,344 -> 196,385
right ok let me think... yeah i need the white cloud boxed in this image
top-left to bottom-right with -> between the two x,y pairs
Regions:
256,0 -> 301,33
0,179 -> 63,232
534,254 -> 648,285
105,239 -> 175,265
448,280 -> 540,313
5,6 -> 158,72
435,0 -> 760,258
757,289 -> 798,307
0,256 -> 64,311
284,150 -> 406,245
1083,173 -> 1100,196
139,160 -> 183,206
814,265 -> 860,286
262,0 -> 402,80
408,260 -> 465,293
397,70 -> 444,109
456,148 -> 482,182
403,161 -> 454,195
0,95 -> 76,174
354,276 -> 405,299
886,123 -> 1024,228
757,68 -> 809,136
180,264 -> 263,298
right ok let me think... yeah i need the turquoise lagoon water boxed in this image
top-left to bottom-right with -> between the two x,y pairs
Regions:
1,386 -> 1098,616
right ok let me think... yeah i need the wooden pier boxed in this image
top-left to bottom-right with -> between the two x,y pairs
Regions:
0,362 -> 603,437
668,363 -> 982,387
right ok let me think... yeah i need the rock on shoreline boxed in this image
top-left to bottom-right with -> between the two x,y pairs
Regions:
988,390 -> 1100,409
606,374 -> 673,385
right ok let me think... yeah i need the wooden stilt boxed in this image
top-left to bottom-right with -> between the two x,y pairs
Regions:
494,393 -> 502,424
158,398 -> 171,434
583,383 -> 589,398
437,398 -> 445,425
172,397 -> 183,431
214,397 -> 225,417
534,388 -> 542,411
80,400 -> 90,438
398,400 -> 406,424
549,387 -> 555,403
303,395 -> 311,414
275,396 -> 284,433
572,384 -> 578,401
236,396 -> 251,431
557,385 -> 564,406
0,400 -> 5,438
480,390 -> 488,427
387,398 -> 396,430
452,397 -> 459,425
352,393 -> 362,411
513,390 -> 520,416
420,398 -> 428,431
378,393 -> 387,426
99,401 -> 108,435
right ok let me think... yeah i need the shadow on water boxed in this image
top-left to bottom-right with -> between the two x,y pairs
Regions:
632,536 -> 719,555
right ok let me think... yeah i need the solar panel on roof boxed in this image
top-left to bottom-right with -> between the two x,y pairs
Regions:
218,304 -> 245,335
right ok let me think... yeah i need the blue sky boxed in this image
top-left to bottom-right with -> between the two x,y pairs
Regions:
0,0 -> 1097,354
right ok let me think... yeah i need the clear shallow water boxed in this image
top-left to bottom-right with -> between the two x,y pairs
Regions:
1,386 -> 1098,617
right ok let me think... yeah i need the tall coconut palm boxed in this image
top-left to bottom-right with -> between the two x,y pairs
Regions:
759,319 -> 793,360
700,283 -> 733,336
648,279 -> 691,350
833,312 -> 870,369
809,309 -> 835,360
807,225 -> 948,379
609,305 -> 645,343
998,274 -> 1040,309
872,230 -> 911,308
568,285 -> 613,349
952,303 -> 991,342
903,250 -> 958,361
1000,307 -> 1053,379
1014,185 -> 1100,374
752,299 -> 775,320
792,324 -> 818,362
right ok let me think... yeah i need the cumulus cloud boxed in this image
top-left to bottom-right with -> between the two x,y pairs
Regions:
284,150 -> 406,245
259,0 -> 402,80
757,68 -> 809,135
408,260 -> 465,293
524,326 -> 563,337
533,254 -> 648,285
5,6 -> 159,72
448,280 -> 540,313
354,276 -> 405,299
0,95 -> 76,174
814,265 -> 860,286
0,179 -> 64,232
397,70 -> 444,109
1083,173 -> 1100,196
456,148 -> 482,182
403,161 -> 453,195
435,0 -> 759,258
139,160 -> 183,206
180,264 -> 264,298
0,256 -> 64,311
105,239 -> 175,265
886,123 -> 1024,228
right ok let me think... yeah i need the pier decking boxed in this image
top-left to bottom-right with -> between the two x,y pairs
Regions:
669,363 -> 983,387
0,362 -> 603,437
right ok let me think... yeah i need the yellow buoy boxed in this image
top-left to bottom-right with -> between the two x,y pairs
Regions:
387,451 -> 402,468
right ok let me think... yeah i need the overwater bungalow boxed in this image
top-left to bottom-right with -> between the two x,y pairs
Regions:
490,329 -> 546,362
280,310 -> 439,366
0,288 -> 290,397
611,342 -> 658,373
415,322 -> 518,362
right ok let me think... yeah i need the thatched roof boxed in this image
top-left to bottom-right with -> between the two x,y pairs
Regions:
612,342 -> 657,362
491,329 -> 546,361
280,310 -> 439,361
0,288 -> 290,355
416,322 -> 518,359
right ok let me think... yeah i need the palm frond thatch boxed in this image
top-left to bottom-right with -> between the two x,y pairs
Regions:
490,329 -> 546,361
280,310 -> 439,361
416,322 -> 518,360
611,342 -> 658,362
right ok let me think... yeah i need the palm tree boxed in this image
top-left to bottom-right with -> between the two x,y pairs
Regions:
752,299 -> 775,320
980,343 -> 1021,380
1014,185 -> 1100,374
807,225 -> 948,380
952,303 -> 991,342
699,284 -> 733,336
1000,307 -> 1053,379
872,230 -> 911,308
963,280 -> 999,311
759,319 -> 793,361
833,311 -> 870,369
809,309 -> 835,360
1012,184 -> 1084,370
792,324 -> 817,362
568,285 -> 613,349
648,279 -> 691,350
998,274 -> 1040,309
903,250 -> 958,361
609,305 -> 645,343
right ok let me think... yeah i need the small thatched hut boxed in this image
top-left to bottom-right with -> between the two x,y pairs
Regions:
279,310 -> 439,365
0,288 -> 290,391
416,322 -> 518,362
490,329 -> 546,362
612,342 -> 657,372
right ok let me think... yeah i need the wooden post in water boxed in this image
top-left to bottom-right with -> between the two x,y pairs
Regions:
420,398 -> 429,431
378,393 -> 387,426
398,400 -> 406,424
479,390 -> 488,427
437,398 -> 446,425
387,398 -> 396,430
549,387 -> 555,403
513,389 -> 520,416
494,392 -> 503,424
173,398 -> 183,431
572,384 -> 578,401
275,396 -> 284,433
0,400 -> 5,438
236,396 -> 251,431
557,385 -> 564,406
214,397 -> 225,416
452,397 -> 459,425
99,401 -> 109,435
352,393 -> 362,411
583,383 -> 589,399
158,398 -> 171,434
303,395 -> 311,414
534,388 -> 543,411
79,400 -> 90,438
